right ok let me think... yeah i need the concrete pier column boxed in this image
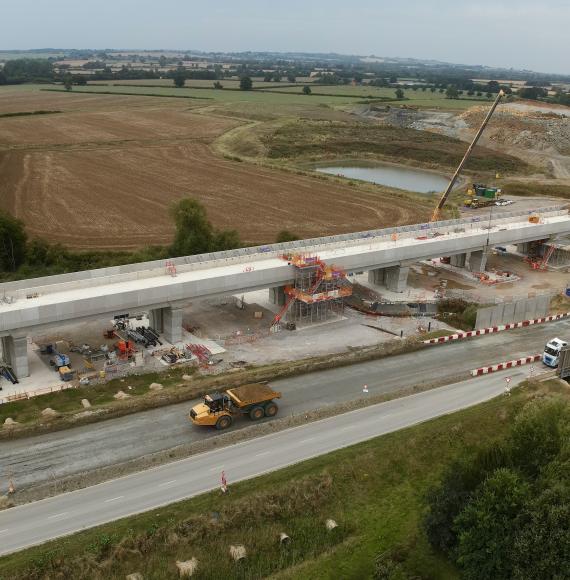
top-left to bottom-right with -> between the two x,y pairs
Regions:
1,335 -> 29,379
367,268 -> 386,287
269,285 -> 287,306
384,265 -> 410,293
469,250 -> 487,273
163,306 -> 185,345
148,308 -> 164,333
450,253 -> 466,268
516,242 -> 531,255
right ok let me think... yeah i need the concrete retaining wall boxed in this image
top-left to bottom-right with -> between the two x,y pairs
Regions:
475,294 -> 550,329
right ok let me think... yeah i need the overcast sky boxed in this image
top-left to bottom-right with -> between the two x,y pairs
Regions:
3,0 -> 568,74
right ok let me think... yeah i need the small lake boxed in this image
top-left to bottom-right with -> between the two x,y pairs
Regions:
316,163 -> 449,194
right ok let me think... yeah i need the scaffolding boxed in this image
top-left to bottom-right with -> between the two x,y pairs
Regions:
273,254 -> 352,325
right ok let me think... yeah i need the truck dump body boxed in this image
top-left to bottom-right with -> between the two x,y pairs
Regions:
226,383 -> 281,408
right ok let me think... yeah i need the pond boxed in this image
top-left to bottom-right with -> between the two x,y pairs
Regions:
315,163 -> 449,194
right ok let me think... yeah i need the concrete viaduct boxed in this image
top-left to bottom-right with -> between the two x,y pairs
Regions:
1,206 -> 569,378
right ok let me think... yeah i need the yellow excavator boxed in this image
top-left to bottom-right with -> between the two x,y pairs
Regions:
431,90 -> 505,222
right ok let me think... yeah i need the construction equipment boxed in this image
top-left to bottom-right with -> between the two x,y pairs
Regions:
58,366 -> 75,381
464,197 -> 496,209
189,383 -> 281,430
0,365 -> 18,384
431,90 -> 504,222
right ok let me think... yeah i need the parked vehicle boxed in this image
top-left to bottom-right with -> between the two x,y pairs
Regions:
543,337 -> 568,367
189,383 -> 281,430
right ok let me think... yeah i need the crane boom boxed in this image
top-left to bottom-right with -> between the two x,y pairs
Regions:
431,89 -> 504,222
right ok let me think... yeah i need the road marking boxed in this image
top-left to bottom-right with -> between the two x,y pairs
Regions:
104,496 -> 124,503
254,451 -> 271,458
209,466 -> 224,472
299,438 -> 314,444
158,480 -> 176,487
0,530 -> 8,535
48,512 -> 68,520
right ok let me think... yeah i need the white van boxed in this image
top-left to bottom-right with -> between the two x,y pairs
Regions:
543,338 -> 568,367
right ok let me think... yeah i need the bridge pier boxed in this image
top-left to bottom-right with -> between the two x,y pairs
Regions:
269,286 -> 287,306
516,242 -> 531,255
1,335 -> 29,379
148,308 -> 164,334
449,253 -> 466,268
162,306 -> 185,345
368,265 -> 409,293
468,250 -> 487,273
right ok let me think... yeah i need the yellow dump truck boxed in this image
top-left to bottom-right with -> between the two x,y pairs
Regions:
189,383 -> 281,430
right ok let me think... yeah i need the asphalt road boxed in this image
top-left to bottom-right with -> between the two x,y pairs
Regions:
1,319 -> 567,492
0,369 -> 527,556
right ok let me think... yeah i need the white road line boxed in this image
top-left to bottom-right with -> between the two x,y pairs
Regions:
158,480 -> 176,487
299,438 -> 314,444
0,530 -> 8,535
254,451 -> 271,458
47,512 -> 68,520
209,466 -> 225,472
104,496 -> 123,503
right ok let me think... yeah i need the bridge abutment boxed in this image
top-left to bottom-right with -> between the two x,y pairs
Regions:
1,335 -> 29,379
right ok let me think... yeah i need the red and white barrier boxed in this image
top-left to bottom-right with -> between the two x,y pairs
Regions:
470,354 -> 542,376
424,312 -> 570,345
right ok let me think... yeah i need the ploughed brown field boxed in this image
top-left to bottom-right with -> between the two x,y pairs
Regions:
0,88 -> 428,250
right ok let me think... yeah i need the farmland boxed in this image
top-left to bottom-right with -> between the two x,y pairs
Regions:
0,84 -> 432,250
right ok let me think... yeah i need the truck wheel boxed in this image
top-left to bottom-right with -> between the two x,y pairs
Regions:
264,402 -> 278,417
249,406 -> 265,421
216,415 -> 233,430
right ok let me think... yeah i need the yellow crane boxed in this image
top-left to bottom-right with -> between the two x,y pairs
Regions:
431,90 -> 505,222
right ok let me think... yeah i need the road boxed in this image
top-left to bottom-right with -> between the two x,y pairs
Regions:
0,369 -> 527,556
1,319 -> 567,492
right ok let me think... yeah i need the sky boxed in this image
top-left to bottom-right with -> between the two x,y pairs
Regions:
2,0 -> 569,74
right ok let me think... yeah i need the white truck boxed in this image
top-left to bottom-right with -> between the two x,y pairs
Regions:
542,337 -> 568,368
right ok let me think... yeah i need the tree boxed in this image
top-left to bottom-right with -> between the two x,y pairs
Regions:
272,71 -> 282,82
454,469 -> 530,580
0,71 -> 7,85
302,85 -> 312,95
239,76 -> 253,91
395,88 -> 404,99
0,211 -> 27,272
263,73 -> 272,82
63,74 -> 73,91
389,76 -> 397,84
446,86 -> 459,99
169,198 -> 241,256
173,72 -> 186,88
430,86 -> 436,93
213,81 -> 223,90
169,198 -> 215,256
287,74 -> 296,83
276,230 -> 300,243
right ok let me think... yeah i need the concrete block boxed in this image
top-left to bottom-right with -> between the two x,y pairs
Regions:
502,302 -> 516,324
489,303 -> 505,327
537,294 -> 550,317
514,298 -> 527,322
475,306 -> 493,329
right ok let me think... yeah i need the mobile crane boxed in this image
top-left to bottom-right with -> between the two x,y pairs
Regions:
431,90 -> 505,222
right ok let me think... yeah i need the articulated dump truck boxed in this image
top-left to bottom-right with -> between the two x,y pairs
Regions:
189,383 -> 281,430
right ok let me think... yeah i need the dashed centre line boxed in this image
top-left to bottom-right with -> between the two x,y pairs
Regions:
158,480 -> 177,487
104,496 -> 124,503
47,512 -> 68,520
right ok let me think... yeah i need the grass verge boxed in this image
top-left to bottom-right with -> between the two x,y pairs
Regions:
1,379 -> 565,579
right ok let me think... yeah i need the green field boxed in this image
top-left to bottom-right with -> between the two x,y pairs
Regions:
1,379 -> 564,580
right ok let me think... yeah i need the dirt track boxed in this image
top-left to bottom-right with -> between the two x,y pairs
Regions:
0,90 -> 428,249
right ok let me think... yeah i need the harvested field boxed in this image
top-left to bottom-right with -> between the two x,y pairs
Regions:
0,143 -> 428,249
0,85 -> 430,250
